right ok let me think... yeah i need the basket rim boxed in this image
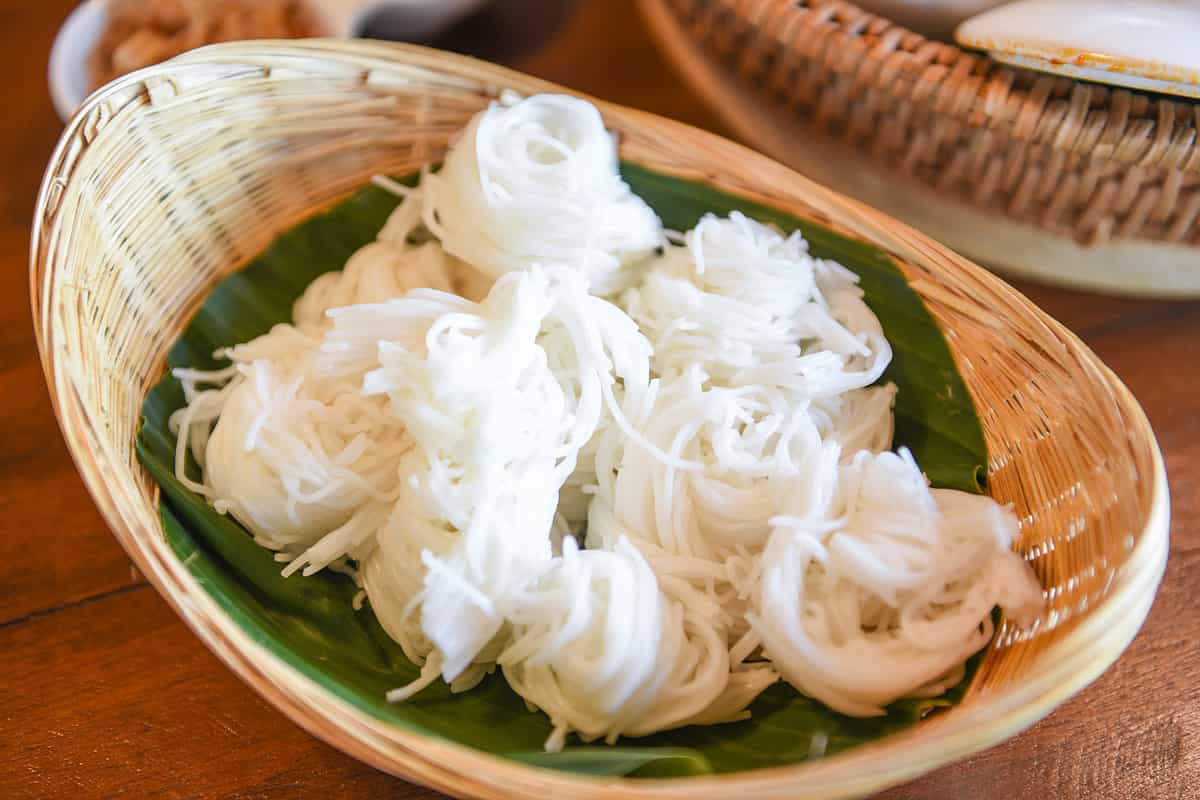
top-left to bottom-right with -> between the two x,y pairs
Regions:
30,39 -> 1172,800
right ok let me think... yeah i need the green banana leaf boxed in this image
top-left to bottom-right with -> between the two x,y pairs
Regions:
136,166 -> 988,779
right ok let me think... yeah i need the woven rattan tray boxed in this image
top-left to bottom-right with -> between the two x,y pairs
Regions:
641,0 -> 1200,297
32,40 -> 1169,800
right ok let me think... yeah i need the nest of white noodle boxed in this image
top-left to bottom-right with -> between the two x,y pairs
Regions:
170,92 -> 1042,753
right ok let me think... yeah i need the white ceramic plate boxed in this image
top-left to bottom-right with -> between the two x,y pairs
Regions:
956,0 -> 1200,100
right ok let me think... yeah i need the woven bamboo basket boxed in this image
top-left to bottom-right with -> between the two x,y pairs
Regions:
32,40 -> 1169,800
640,0 -> 1200,297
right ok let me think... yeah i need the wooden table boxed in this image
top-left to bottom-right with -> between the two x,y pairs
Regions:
4,1 -> 1197,797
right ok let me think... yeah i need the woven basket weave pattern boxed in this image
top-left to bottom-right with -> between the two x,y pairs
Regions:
667,0 -> 1200,247
31,41 -> 1168,800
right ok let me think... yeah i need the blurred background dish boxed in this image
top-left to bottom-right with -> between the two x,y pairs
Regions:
88,0 -> 321,90
50,0 -> 492,121
639,0 -> 1200,297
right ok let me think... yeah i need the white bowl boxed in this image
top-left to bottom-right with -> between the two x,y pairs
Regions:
49,0 -> 107,123
48,0 -> 484,123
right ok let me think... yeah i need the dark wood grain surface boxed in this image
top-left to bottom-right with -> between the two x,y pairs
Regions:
3,1 -> 1197,797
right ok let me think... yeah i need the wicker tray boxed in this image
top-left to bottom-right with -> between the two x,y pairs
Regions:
641,0 -> 1200,297
32,40 -> 1168,800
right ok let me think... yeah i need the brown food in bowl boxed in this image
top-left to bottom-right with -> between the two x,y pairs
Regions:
89,0 -> 320,90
